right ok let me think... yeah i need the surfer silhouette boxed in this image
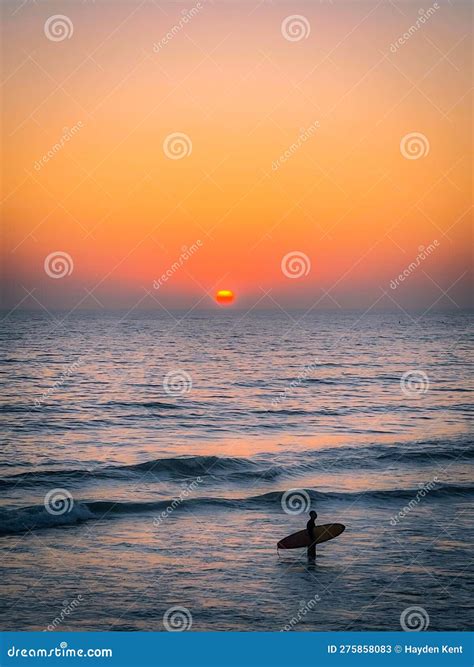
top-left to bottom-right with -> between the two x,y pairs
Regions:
306,510 -> 318,560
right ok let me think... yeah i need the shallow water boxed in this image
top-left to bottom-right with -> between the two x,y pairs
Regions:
0,310 -> 472,631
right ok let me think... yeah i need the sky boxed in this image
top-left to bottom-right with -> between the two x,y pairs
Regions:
1,0 -> 472,312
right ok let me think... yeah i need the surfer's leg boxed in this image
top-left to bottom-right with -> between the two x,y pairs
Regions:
307,542 -> 316,560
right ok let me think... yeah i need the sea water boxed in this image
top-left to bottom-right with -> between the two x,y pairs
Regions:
0,310 -> 472,631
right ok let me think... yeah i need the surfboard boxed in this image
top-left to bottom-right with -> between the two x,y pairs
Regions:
277,523 -> 345,549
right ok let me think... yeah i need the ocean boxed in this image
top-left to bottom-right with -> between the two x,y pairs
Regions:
0,310 -> 472,631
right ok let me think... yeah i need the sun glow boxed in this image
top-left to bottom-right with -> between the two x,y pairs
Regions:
215,290 -> 235,305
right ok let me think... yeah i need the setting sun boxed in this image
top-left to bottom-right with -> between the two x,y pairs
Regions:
215,290 -> 235,305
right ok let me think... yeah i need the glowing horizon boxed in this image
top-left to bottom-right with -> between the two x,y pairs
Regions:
1,0 -> 472,312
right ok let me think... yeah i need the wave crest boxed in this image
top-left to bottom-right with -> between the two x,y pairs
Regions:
1,483 -> 472,536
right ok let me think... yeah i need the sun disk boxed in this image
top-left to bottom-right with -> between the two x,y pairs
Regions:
215,289 -> 235,305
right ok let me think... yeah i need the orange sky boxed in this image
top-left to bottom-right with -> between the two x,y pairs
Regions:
1,0 -> 472,311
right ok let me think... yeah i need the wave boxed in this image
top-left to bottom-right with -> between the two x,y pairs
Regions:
0,455 -> 276,488
240,484 -> 474,503
104,400 -> 181,410
1,440 -> 472,489
1,483 -> 472,536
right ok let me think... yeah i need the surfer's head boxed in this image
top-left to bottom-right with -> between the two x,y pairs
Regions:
309,510 -> 317,519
